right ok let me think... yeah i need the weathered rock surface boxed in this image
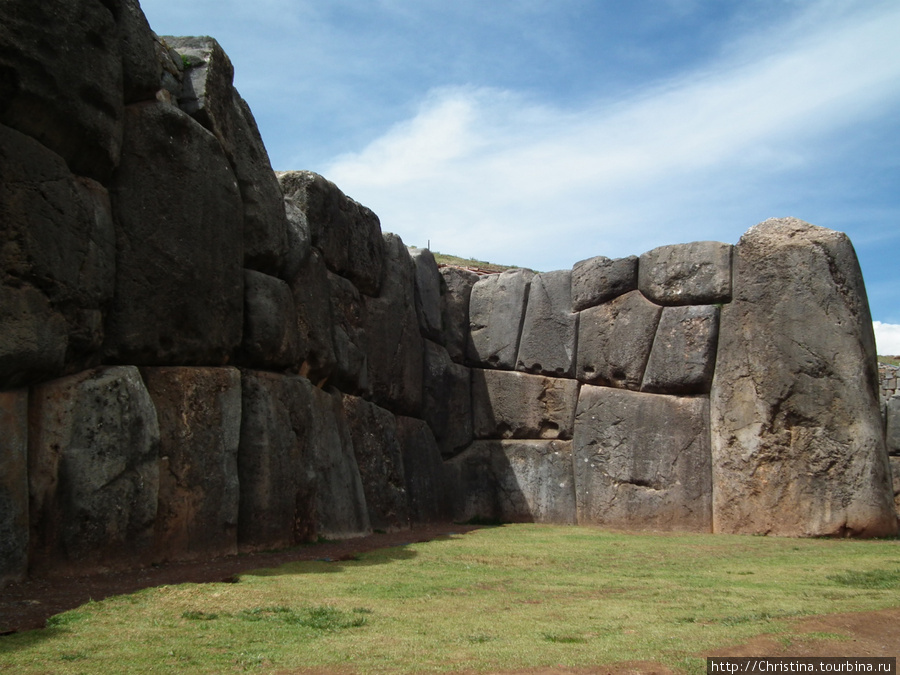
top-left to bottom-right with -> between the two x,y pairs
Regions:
409,248 -> 444,343
240,270 -> 301,371
468,269 -> 534,369
0,125 -> 116,384
118,0 -> 162,104
576,290 -> 662,389
279,171 -> 384,296
422,341 -> 472,458
395,416 -> 451,523
167,36 -> 290,275
446,440 -> 576,524
641,305 -> 719,395
0,390 -> 28,586
439,266 -> 480,363
517,270 -> 577,377
342,396 -> 410,532
886,395 -> 900,456
328,272 -> 369,395
143,367 -> 241,562
28,367 -> 160,571
107,101 -> 243,365
574,386 -> 712,531
710,218 -> 896,537
890,457 -> 900,520
290,249 -> 337,384
638,241 -> 732,305
571,255 -> 638,312
363,234 -> 423,416
0,0 -> 123,181
472,369 -> 579,440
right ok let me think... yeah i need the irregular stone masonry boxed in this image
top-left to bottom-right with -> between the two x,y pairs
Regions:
0,1 -> 896,586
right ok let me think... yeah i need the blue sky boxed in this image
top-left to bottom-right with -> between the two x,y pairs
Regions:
139,0 -> 900,352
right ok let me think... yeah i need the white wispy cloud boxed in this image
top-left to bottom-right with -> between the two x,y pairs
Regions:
325,2 -> 900,272
874,322 -> 900,356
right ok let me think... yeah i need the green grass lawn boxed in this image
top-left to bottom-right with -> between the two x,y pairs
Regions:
2,525 -> 899,674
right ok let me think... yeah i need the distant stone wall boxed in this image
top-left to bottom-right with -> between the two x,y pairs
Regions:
0,0 -> 896,588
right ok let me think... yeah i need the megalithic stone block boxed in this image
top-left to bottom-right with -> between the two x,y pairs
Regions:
571,255 -> 638,311
641,304 -> 719,395
0,390 -> 28,587
409,247 -> 444,343
638,241 -> 732,305
710,218 -> 896,537
516,269 -> 578,378
439,266 -> 480,363
467,269 -> 534,369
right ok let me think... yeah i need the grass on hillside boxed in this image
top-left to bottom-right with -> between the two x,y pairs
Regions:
426,250 -> 535,274
2,525 -> 899,674
879,355 -> 900,367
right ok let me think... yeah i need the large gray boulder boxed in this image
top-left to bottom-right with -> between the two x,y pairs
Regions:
710,218 -> 896,537
0,390 -> 28,586
890,457 -> 900,522
278,171 -> 384,296
422,341 -> 472,458
439,266 -> 480,363
0,0 -> 123,181
142,367 -> 241,562
445,440 -> 576,524
571,255 -> 638,311
576,290 -> 662,389
886,395 -> 900,456
467,269 -> 534,369
363,234 -> 423,416
342,396 -> 411,532
638,241 -> 732,305
238,371 -> 370,547
28,367 -> 160,571
472,369 -> 579,440
516,270 -> 577,377
641,305 -> 719,395
0,125 -> 116,385
290,249 -> 337,384
328,271 -> 369,395
107,101 -> 244,365
118,0 -> 162,104
574,386 -> 712,531
167,37 -> 290,275
396,416 -> 452,523
240,269 -> 302,371
409,248 -> 444,343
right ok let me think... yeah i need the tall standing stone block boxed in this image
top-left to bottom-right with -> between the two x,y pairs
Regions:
472,369 -> 579,440
641,305 -> 719,395
409,248 -> 444,343
886,395 -> 900,456
363,234 -> 423,416
439,266 -> 480,363
638,241 -> 732,305
445,440 -> 576,524
710,218 -> 896,537
396,416 -> 451,523
107,101 -> 243,365
28,367 -> 160,571
517,270 -> 578,378
328,272 -> 369,395
342,396 -> 411,532
467,269 -> 534,369
423,341 -> 472,458
0,390 -> 28,586
574,386 -> 712,532
576,290 -> 662,390
290,249 -> 337,384
571,255 -> 638,311
142,367 -> 241,562
279,171 -> 384,296
240,269 -> 301,370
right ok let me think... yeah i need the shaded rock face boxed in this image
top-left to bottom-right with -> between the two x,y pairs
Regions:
240,270 -> 302,371
328,272 -> 369,395
0,390 -> 29,585
710,218 -> 896,537
107,102 -> 243,365
446,440 -> 576,524
468,269 -> 533,369
439,266 -> 480,363
409,248 -> 444,343
28,367 -> 160,571
885,395 -> 900,456
395,416 -> 451,523
342,396 -> 411,532
0,125 -> 115,386
142,367 -> 241,562
290,250 -> 337,384
422,341 -> 473,459
574,386 -> 712,531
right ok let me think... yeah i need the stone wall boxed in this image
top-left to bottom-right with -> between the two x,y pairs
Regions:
0,0 -> 896,588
